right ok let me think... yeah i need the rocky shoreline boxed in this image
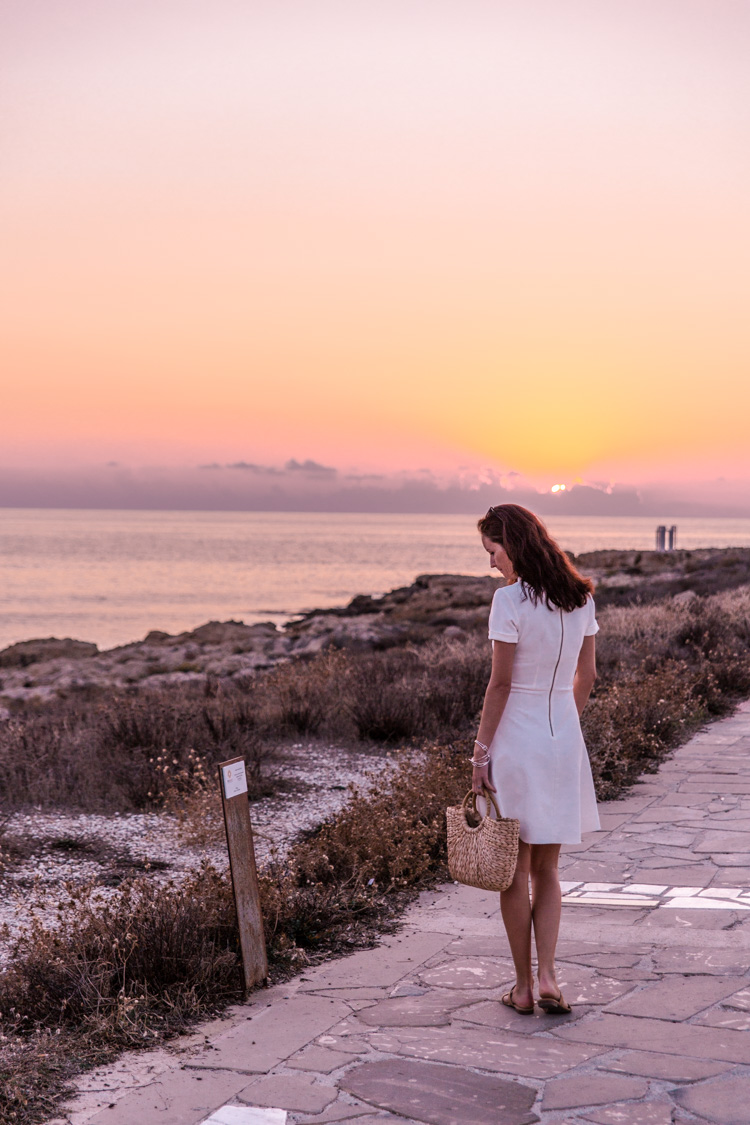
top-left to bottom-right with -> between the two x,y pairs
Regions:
2,546 -> 749,707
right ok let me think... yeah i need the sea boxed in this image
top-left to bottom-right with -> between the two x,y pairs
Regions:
2,509 -> 750,651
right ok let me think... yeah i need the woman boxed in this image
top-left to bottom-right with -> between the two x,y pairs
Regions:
472,504 -> 599,1015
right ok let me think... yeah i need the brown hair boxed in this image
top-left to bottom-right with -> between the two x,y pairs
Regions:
477,503 -> 593,612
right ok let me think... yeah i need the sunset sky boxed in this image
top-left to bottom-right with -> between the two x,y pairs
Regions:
2,1 -> 749,510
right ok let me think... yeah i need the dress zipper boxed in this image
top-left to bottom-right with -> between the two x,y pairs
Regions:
548,609 -> 564,736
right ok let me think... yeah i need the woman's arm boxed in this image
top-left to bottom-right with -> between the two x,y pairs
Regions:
471,640 -> 515,794
573,634 -> 597,716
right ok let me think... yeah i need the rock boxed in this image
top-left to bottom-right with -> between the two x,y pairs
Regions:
0,638 -> 98,668
181,620 -> 264,645
672,590 -> 697,604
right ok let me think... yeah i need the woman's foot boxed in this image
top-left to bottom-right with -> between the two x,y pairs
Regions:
537,972 -> 571,1013
501,984 -> 535,1014
537,989 -> 572,1014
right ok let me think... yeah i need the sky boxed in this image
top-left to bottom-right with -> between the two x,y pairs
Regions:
2,0 -> 749,512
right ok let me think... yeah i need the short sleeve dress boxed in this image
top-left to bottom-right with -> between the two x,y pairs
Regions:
487,582 -> 600,844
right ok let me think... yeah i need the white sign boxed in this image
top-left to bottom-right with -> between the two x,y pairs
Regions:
222,760 -> 248,799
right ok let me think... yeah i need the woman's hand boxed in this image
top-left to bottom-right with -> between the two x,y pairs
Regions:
471,761 -> 497,795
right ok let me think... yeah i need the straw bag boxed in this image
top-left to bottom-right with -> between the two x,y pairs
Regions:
446,787 -> 519,892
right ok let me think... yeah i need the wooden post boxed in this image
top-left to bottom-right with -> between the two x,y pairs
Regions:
218,756 -> 268,990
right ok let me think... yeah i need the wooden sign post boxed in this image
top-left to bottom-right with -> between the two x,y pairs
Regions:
218,756 -> 268,990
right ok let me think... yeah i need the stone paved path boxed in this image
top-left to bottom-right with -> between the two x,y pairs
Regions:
52,702 -> 750,1125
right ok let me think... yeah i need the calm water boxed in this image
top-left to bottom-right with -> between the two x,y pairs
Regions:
2,509 -> 749,651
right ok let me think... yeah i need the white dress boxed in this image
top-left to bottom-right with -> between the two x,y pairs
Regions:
487,582 -> 601,845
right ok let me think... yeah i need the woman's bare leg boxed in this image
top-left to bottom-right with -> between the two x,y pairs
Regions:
529,843 -> 562,997
499,841 -> 533,1006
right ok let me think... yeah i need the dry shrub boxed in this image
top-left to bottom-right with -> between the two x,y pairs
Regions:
0,1031 -> 86,1125
0,685 -> 276,812
0,745 -> 468,1122
0,866 -> 238,1033
0,864 -> 239,1123
585,587 -> 750,799
584,663 -> 704,799
341,634 -> 490,744
259,653 -> 343,735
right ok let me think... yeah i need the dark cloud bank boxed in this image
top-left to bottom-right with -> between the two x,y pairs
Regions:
0,462 -> 747,517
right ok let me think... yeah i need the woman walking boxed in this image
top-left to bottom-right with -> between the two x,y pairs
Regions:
472,504 -> 599,1014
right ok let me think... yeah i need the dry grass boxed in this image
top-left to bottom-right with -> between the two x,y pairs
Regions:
585,588 -> 750,796
0,747 -> 467,1124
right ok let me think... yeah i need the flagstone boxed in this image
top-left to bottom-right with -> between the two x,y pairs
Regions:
417,957 -> 514,990
701,818 -> 750,831
581,1099 -> 674,1125
295,1104 -> 381,1124
556,862 -> 632,882
630,866 -> 715,885
601,1049 -> 731,1082
237,1075 -> 337,1113
651,845 -> 707,860
695,831 -> 750,852
632,807 -> 699,822
554,948 -> 646,970
604,975 -> 746,1020
606,968 -> 658,982
673,1075 -> 750,1124
562,906 -> 650,925
551,1013 -> 750,1063
287,1047 -> 360,1073
440,936 -> 509,958
681,781 -> 750,793
355,990 -> 487,1027
305,1116 -> 422,1125
657,792 -> 713,806
368,1025 -> 605,1078
456,999 -> 583,1034
710,853 -> 750,866
85,1069 -> 253,1125
297,932 -> 452,990
693,1008 -> 750,1030
559,977 -> 637,1005
184,997 -> 351,1075
339,1059 -> 539,1125
651,947 -> 750,974
637,830 -> 700,847
639,907 -> 740,929
304,989 -> 390,1001
542,1074 -> 647,1110
723,987 -> 750,1010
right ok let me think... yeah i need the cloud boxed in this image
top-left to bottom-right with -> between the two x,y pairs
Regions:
0,462 -> 749,517
225,462 -> 283,474
284,458 -> 337,475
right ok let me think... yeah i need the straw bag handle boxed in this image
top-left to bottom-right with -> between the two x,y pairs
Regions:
462,785 -> 502,822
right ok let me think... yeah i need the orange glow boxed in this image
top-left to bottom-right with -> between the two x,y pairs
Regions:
2,2 -> 749,488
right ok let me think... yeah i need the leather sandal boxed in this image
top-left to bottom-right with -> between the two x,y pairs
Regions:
537,990 -> 572,1014
501,986 -> 534,1015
